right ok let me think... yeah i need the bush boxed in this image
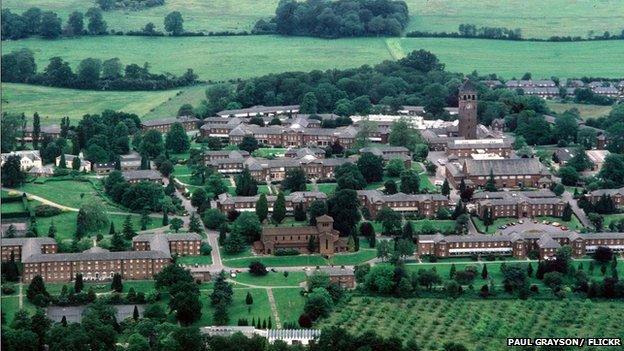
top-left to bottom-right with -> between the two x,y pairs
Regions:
249,261 -> 268,276
34,205 -> 63,217
274,248 -> 300,256
200,242 -> 212,256
2,286 -> 16,295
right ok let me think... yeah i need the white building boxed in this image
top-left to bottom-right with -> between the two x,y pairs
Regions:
55,154 -> 91,172
1,151 -> 43,171
201,326 -> 321,345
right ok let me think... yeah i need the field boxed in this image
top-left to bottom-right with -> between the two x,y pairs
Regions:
18,179 -> 122,212
2,0 -> 278,34
4,0 -> 622,39
546,101 -> 614,120
142,84 -> 211,121
317,296 -> 624,351
1,83 -> 180,124
196,288 -> 272,326
405,0 -> 624,39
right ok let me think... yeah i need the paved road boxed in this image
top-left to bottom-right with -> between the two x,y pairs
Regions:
206,230 -> 224,270
562,191 -> 592,228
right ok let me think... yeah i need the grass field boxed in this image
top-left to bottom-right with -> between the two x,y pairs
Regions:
177,255 -> 213,266
546,101 -> 614,120
196,288 -> 272,326
272,287 -> 306,326
405,0 -> 624,39
1,83 -> 180,124
317,296 -> 624,351
2,0 -> 278,34
142,84 -> 211,121
230,271 -> 306,287
18,179 -> 122,212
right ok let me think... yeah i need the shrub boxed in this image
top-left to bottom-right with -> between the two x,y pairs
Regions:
274,248 -> 300,256
2,286 -> 16,295
249,261 -> 268,276
34,205 -> 63,217
200,242 -> 212,256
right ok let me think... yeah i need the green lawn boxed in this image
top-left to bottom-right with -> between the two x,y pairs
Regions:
315,183 -> 337,195
327,249 -> 377,266
472,216 -> 582,234
546,101 -> 614,120
1,296 -> 37,324
272,287 -> 306,326
177,255 -> 213,266
603,213 -> 624,228
230,272 -> 306,287
196,288 -> 272,327
0,201 -> 26,214
143,84 -> 213,121
404,0 -> 624,39
317,296 -> 624,350
223,255 -> 328,268
45,280 -> 156,295
252,148 -> 287,158
419,173 -> 437,192
18,179 -> 122,212
1,83 -> 180,124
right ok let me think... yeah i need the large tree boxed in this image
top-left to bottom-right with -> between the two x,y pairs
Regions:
164,11 -> 184,35
357,152 -> 384,183
139,129 -> 164,158
255,194 -> 269,223
1,155 -> 25,187
282,168 -> 307,192
272,192 -> 286,224
327,189 -> 361,236
165,122 -> 190,153
235,167 -> 258,196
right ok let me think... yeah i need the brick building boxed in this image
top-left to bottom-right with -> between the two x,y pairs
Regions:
216,191 -> 327,214
217,105 -> 300,118
307,266 -> 356,289
458,79 -> 478,139
446,139 -> 512,158
473,190 -> 566,219
11,233 -> 201,283
359,146 -> 412,166
445,158 -> 552,189
256,215 -> 349,256
140,116 -> 200,133
228,124 -> 358,149
357,190 -> 449,218
418,230 -> 624,260
586,187 -> 624,208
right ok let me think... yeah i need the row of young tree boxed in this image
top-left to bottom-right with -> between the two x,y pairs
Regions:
1,49 -> 198,91
96,0 -> 165,11
407,23 -> 522,40
253,0 -> 409,38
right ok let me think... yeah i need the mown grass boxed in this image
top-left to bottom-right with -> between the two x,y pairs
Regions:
195,288 -> 272,326
404,0 -> 624,39
272,287 -> 306,326
317,296 -> 624,351
546,101 -> 614,120
18,179 -> 122,211
1,83 -> 179,124
230,271 -> 306,287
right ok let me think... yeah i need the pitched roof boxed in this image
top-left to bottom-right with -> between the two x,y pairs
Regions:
122,170 -> 161,180
141,116 -> 199,126
462,158 -> 545,176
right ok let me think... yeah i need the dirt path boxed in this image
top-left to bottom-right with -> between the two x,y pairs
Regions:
266,288 -> 282,329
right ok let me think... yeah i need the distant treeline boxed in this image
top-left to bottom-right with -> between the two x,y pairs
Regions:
96,0 -> 165,11
407,24 -> 624,42
253,0 -> 409,38
1,49 -> 198,91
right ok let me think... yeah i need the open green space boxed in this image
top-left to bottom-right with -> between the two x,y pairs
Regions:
177,255 -> 213,266
404,0 -> 624,39
312,183 -> 338,195
3,0 -> 278,34
546,101 -> 614,120
317,296 -> 624,351
1,36 -> 392,81
272,287 -> 306,326
252,148 -> 287,158
1,83 -> 179,124
472,215 -> 582,234
1,296 -> 37,324
143,84 -> 212,121
230,271 -> 306,287
0,201 -> 26,214
196,288 -> 272,326
223,255 -> 328,268
327,249 -> 377,266
18,179 -> 122,212
604,213 -> 624,227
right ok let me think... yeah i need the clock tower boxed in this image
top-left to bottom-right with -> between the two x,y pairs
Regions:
458,79 -> 478,139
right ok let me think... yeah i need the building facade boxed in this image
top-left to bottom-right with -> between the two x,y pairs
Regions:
357,190 -> 449,218
473,190 -> 566,219
216,192 -> 327,214
445,158 -> 552,189
458,80 -> 478,139
140,116 -> 200,133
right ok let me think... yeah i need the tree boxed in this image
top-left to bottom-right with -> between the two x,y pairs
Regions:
77,200 -> 109,233
300,92 -> 318,114
122,215 -> 136,240
327,189 -> 361,236
202,209 -> 227,229
30,308 -> 51,348
171,290 -> 202,326
165,122 -> 190,153
357,153 -> 384,183
5,224 -> 17,238
170,218 -> 183,232
188,212 -> 202,233
249,261 -> 268,276
559,166 -> 579,186
386,158 -> 405,177
388,118 -> 422,152
272,192 -> 286,224
400,170 -> 420,194
384,180 -> 397,194
110,231 -> 126,251
599,153 -> 624,187
593,246 -> 613,264
164,11 -> 184,35
307,234 -> 318,253
238,135 -> 259,153
455,214 -> 470,234
111,273 -> 123,292
282,168 -> 307,192
140,209 -> 151,230
71,155 -> 81,170
294,203 -> 307,221
376,206 -> 402,236
562,202 -> 573,221
205,173 -> 228,197
256,194 -> 269,222
39,11 -> 62,39
27,275 -> 49,305
236,167 -> 258,196
485,169 -> 497,192
191,188 -> 210,212
76,58 -> 101,86
140,130 -> 164,158
335,163 -> 366,190
32,113 -> 41,149
399,49 -> 444,72
85,7 -> 107,35
3,251 -> 19,282
1,155 -> 26,187
245,291 -> 254,305
303,288 -> 332,320
231,212 -> 262,243
307,200 -> 328,225
162,211 -> 169,226
441,179 -> 450,196
74,273 -> 84,293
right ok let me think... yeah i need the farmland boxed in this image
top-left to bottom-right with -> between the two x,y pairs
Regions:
1,83 -> 180,124
546,101 -> 614,120
317,296 -> 624,351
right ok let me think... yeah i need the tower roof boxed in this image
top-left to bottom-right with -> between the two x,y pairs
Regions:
459,79 -> 477,92
316,215 -> 334,223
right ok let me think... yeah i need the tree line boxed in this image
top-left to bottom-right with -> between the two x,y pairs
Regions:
96,0 -> 165,11
253,0 -> 409,38
406,23 -> 624,42
1,49 -> 198,91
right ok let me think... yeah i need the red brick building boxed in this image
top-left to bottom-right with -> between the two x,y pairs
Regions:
216,191 -> 327,214
446,139 -> 512,158
307,267 -> 356,289
256,215 -> 349,256
140,116 -> 200,133
357,190 -> 449,218
473,190 -> 566,219
586,187 -> 624,209
122,170 -> 163,184
1,237 -> 57,263
132,233 -> 202,256
458,80 -> 478,139
445,158 -> 552,189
